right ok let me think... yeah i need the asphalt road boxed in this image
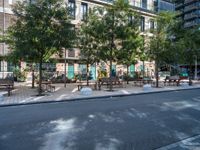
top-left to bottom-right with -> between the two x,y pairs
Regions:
1,89 -> 200,150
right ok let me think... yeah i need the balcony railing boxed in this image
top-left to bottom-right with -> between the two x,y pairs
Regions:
184,20 -> 198,28
98,0 -> 155,12
184,0 -> 195,5
184,5 -> 199,12
129,1 -> 155,12
176,3 -> 184,9
184,13 -> 198,20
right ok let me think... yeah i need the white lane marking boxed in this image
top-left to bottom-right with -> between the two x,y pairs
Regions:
193,96 -> 200,102
19,97 -> 34,103
55,94 -> 67,101
156,135 -> 200,150
55,87 -> 61,92
121,90 -> 130,94
72,88 -> 78,93
33,96 -> 45,101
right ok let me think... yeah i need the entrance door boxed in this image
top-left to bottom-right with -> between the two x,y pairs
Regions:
112,65 -> 116,77
129,64 -> 135,77
68,64 -> 74,79
90,65 -> 96,80
79,64 -> 87,80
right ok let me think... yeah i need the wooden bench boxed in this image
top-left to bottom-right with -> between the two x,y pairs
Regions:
99,77 -> 123,89
133,79 -> 153,87
77,82 -> 99,91
164,76 -> 180,86
0,79 -> 14,96
47,84 -> 56,92
38,81 -> 55,93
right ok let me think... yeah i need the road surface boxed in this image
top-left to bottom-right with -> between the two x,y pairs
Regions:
1,89 -> 200,150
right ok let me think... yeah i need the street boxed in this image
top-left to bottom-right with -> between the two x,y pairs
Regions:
1,89 -> 200,150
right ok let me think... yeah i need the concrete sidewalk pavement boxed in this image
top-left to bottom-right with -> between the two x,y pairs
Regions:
0,81 -> 200,106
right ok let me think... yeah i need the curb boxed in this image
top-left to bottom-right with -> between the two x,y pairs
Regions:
0,86 -> 200,108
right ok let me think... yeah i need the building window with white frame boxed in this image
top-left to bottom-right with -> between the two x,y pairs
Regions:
142,0 -> 147,9
140,16 -> 145,32
150,19 -> 154,30
81,2 -> 88,21
9,0 -> 12,5
68,0 -> 76,19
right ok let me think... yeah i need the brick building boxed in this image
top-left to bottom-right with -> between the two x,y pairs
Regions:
0,0 -> 174,79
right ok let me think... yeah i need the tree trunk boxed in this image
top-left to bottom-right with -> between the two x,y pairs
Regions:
155,59 -> 159,88
109,11 -> 114,91
127,65 -> 129,84
31,64 -> 35,88
38,57 -> 43,95
142,60 -> 145,78
86,63 -> 89,86
109,59 -> 113,91
189,63 -> 193,86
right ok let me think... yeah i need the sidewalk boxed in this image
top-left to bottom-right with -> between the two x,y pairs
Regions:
0,81 -> 200,106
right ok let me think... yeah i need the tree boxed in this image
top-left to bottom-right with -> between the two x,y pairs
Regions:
5,0 -> 75,95
149,12 -> 177,87
78,9 -> 101,85
117,12 -> 142,84
95,0 -> 134,91
160,13 -> 200,85
138,34 -> 149,79
178,28 -> 200,85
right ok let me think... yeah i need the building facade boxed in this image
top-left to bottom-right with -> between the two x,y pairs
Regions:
58,0 -> 157,79
175,0 -> 200,28
0,0 -> 17,74
0,0 -> 159,79
157,0 -> 175,12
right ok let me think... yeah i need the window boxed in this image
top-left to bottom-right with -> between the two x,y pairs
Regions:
81,3 -> 88,21
142,0 -> 147,9
7,62 -> 14,72
153,0 -> 158,12
150,20 -> 154,30
140,16 -> 145,31
128,15 -> 134,25
29,0 -> 36,4
9,0 -> 12,5
68,0 -> 76,19
68,49 -> 75,57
